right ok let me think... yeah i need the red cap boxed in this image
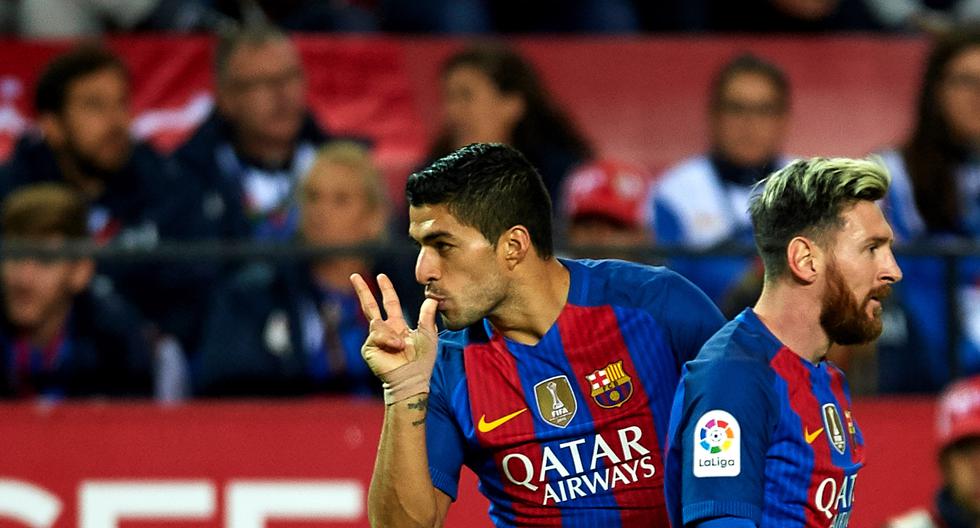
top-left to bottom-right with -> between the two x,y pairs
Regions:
936,375 -> 980,450
563,160 -> 652,228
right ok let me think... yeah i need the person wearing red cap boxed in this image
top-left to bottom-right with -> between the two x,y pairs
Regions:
561,159 -> 653,258
887,376 -> 980,528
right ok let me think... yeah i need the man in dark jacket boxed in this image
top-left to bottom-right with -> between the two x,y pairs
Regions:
194,141 -> 409,397
173,22 -> 329,242
0,45 -> 209,351
0,183 -> 153,399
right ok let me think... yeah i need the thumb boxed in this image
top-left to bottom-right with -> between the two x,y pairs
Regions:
418,297 -> 439,335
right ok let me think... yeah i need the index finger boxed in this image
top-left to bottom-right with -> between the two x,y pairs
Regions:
377,273 -> 405,325
349,273 -> 383,321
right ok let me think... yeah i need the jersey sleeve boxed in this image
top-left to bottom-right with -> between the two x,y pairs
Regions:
659,271 -> 726,367
670,357 -> 778,526
425,343 -> 467,501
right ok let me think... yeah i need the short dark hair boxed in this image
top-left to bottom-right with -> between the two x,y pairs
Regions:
709,53 -> 790,113
1,183 -> 89,240
407,143 -> 554,258
749,157 -> 890,280
34,45 -> 128,116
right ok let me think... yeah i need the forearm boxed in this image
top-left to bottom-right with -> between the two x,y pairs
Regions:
368,394 -> 438,528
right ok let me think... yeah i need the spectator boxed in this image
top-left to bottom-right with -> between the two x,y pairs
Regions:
560,159 -> 653,260
878,27 -> 980,391
174,22 -> 329,242
706,0 -> 880,32
864,0 -> 980,34
212,0 -> 377,32
648,53 -> 792,304
379,0 -> 638,33
428,43 -> 593,207
194,142 -> 403,397
886,375 -> 980,527
0,184 -> 152,399
17,0 -> 220,38
0,44 -> 207,350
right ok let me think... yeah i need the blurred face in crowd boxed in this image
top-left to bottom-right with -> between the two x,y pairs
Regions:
218,38 -> 306,147
442,65 -> 525,149
711,71 -> 789,167
40,67 -> 132,175
1,242 -> 93,335
940,45 -> 980,146
410,204 -> 510,330
300,160 -> 385,246
942,438 -> 980,515
818,201 -> 902,345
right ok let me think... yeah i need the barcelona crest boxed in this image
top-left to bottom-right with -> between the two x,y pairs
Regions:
585,360 -> 634,409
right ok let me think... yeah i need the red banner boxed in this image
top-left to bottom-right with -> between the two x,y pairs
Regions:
0,398 -> 939,527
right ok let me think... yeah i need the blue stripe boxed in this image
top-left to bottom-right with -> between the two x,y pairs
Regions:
508,328 -> 623,528
612,305 -> 675,452
665,365 -> 688,528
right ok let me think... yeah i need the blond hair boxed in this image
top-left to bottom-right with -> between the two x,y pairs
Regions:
749,156 -> 890,279
302,140 -> 387,211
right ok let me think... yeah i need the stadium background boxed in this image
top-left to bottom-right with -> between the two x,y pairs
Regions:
0,15 -> 961,528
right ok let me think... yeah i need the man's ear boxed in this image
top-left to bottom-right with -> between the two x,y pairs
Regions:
68,258 -> 95,294
786,236 -> 820,284
498,225 -> 531,270
37,113 -> 66,149
500,93 -> 526,130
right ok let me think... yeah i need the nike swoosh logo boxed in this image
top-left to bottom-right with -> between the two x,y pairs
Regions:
805,427 -> 824,444
478,408 -> 528,433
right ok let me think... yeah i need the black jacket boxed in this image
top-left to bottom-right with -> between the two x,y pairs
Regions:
172,110 -> 329,240
0,135 -> 213,347
0,289 -> 154,398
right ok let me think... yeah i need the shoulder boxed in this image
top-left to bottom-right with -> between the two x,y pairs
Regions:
0,136 -> 57,191
211,263 -> 290,313
173,110 -> 226,164
655,155 -> 716,199
684,317 -> 778,386
74,289 -> 150,349
430,326 -> 471,397
569,257 -> 701,303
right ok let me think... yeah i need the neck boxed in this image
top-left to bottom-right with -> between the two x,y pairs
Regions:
311,258 -> 370,291
753,279 -> 831,364
235,131 -> 294,167
488,257 -> 570,345
23,303 -> 71,349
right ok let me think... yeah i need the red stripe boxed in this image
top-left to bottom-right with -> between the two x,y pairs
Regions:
464,335 -> 557,526
557,305 -> 668,525
769,348 -> 844,527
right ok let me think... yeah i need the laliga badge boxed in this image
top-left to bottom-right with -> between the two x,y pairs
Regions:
693,409 -> 741,477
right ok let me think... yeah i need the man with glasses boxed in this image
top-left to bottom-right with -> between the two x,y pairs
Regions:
174,23 -> 331,242
646,53 -> 793,311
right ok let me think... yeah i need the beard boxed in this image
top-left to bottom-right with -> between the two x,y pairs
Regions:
63,128 -> 131,182
819,262 -> 891,345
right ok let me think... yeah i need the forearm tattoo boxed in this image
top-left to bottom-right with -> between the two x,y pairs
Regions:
408,396 -> 428,427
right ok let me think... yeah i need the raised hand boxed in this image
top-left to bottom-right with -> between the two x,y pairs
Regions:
350,273 -> 438,404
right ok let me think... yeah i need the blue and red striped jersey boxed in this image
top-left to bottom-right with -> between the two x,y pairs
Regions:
665,308 -> 866,527
426,258 -> 725,527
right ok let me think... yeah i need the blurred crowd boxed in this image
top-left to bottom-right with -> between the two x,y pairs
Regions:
0,6 -> 979,403
9,0 -> 980,35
